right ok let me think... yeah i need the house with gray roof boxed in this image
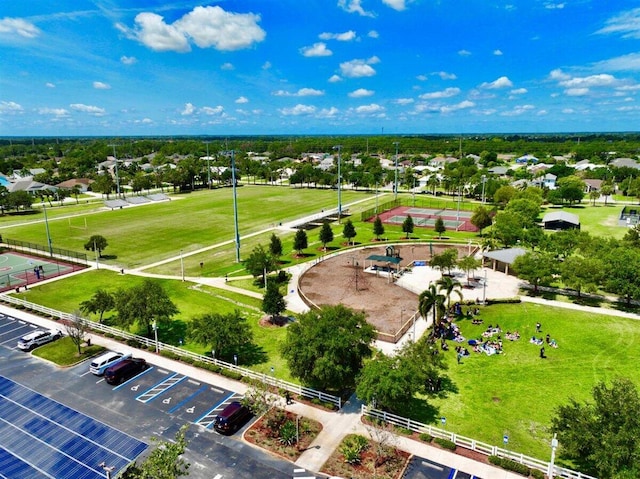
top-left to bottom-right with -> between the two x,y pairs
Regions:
482,248 -> 527,274
542,211 -> 580,230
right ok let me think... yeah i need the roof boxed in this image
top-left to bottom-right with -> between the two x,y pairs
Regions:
366,255 -> 402,265
542,211 -> 580,225
482,248 -> 527,264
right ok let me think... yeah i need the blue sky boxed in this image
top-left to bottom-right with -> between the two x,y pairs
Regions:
2,1 -> 640,136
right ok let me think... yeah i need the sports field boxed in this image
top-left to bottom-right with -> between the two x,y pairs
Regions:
0,252 -> 76,292
374,205 -> 479,232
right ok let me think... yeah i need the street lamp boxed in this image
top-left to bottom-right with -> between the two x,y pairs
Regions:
228,150 -> 241,263
108,144 -> 121,198
42,201 -> 53,257
482,269 -> 488,304
204,141 -> 211,189
393,142 -> 400,201
333,145 -> 342,222
548,433 -> 558,479
99,462 -> 115,479
481,175 -> 487,204
180,249 -> 185,282
152,320 -> 159,353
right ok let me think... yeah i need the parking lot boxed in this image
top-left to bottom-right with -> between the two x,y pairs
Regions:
0,312 -> 308,479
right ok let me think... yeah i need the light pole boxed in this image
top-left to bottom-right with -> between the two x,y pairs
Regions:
94,238 -> 99,270
482,269 -> 487,304
333,145 -> 342,222
42,201 -> 53,257
456,185 -> 461,221
152,321 -> 159,353
99,462 -> 115,479
481,175 -> 487,204
109,144 -> 121,198
548,433 -> 558,479
393,142 -> 399,200
204,141 -> 211,189
180,249 -> 185,281
412,311 -> 417,342
230,150 -> 241,263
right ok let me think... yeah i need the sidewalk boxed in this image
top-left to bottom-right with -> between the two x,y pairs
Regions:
1,303 -> 525,479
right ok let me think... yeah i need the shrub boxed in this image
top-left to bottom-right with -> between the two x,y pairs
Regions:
220,368 -> 243,381
394,426 -> 413,436
488,456 -> 531,476
159,350 -> 180,360
418,433 -> 433,443
433,437 -> 456,451
530,469 -> 545,479
340,435 -> 369,465
278,420 -> 298,446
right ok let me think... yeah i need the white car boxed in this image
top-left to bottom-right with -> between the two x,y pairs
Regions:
89,351 -> 132,376
17,329 -> 63,351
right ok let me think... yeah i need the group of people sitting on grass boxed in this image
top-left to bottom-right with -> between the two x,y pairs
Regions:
531,333 -> 558,348
505,331 -> 521,341
482,324 -> 501,338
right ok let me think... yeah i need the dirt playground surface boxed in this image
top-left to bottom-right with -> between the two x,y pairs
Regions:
298,243 -> 468,339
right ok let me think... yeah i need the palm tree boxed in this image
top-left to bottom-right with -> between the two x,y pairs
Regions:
418,283 -> 446,337
436,275 -> 463,311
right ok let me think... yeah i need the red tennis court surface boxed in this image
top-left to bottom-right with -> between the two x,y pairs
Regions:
371,205 -> 479,232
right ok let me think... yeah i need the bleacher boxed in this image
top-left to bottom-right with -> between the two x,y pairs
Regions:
104,199 -> 128,210
147,193 -> 170,201
126,196 -> 150,205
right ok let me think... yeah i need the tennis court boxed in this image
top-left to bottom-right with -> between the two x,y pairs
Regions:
0,375 -> 147,479
0,252 -> 79,292
374,205 -> 479,232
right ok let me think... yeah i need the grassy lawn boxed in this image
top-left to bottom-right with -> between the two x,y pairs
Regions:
414,302 -> 640,461
32,336 -> 105,366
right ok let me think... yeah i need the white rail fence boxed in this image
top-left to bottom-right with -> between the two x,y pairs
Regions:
362,405 -> 597,479
1,295 -> 342,409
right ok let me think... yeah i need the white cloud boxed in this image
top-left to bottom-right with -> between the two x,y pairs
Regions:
435,71 -> 457,80
235,96 -> 249,104
354,103 -> 384,114
93,81 -> 111,90
549,69 -> 571,81
592,53 -> 640,72
458,49 -> 472,56
395,98 -> 414,105
597,7 -> 640,39
181,103 -> 196,115
300,42 -> 332,57
382,0 -> 407,11
0,101 -> 23,114
544,2 -> 565,9
38,108 -> 69,117
500,104 -> 535,116
70,103 -> 106,115
493,49 -> 503,56
368,30 -> 379,39
45,82 -> 55,88
319,30 -> 356,41
118,6 -> 265,53
221,62 -> 234,70
279,104 -> 317,116
510,88 -> 528,95
537,110 -> 548,116
120,56 -> 137,65
273,88 -> 324,97
416,75 -> 428,81
560,73 -> 616,88
349,88 -> 374,98
340,57 -> 379,78
201,106 -> 224,115
419,87 -> 460,99
480,76 -> 513,89
338,0 -> 375,17
262,61 -> 272,70
328,74 -> 342,83
0,18 -> 40,38
440,100 -> 475,113
562,108 -> 575,114
565,88 -> 589,96
318,107 -> 339,118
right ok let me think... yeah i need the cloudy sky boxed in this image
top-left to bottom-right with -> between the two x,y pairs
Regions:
2,1 -> 640,136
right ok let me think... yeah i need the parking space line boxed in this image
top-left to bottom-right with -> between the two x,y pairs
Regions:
112,366 -> 155,391
135,373 -> 187,403
167,385 -> 208,414
195,392 -> 239,429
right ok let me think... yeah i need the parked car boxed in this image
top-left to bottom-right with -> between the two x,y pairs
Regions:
17,329 -> 63,351
213,401 -> 252,435
104,358 -> 147,385
89,351 -> 132,376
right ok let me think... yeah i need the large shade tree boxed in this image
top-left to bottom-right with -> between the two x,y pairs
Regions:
114,280 -> 179,336
281,304 -> 375,390
188,310 -> 254,362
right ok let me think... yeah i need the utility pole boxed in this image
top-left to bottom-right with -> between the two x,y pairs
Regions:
231,150 -> 240,262
393,142 -> 400,201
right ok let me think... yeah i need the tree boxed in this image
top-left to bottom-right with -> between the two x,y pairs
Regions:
244,244 -> 276,286
434,216 -> 446,239
79,288 -> 114,323
373,215 -> 385,240
429,248 -> 458,277
418,283 -> 446,337
319,221 -> 334,250
470,206 -> 492,235
560,255 -> 603,298
114,280 -> 179,336
604,247 -> 640,305
512,251 -> 557,293
64,311 -> 89,355
589,189 -> 600,206
293,228 -> 308,255
262,281 -> 286,321
342,219 -> 357,245
402,214 -> 414,239
269,233 -> 283,262
281,304 -> 375,390
356,353 -> 419,412
84,234 -> 108,257
458,255 -> 481,285
493,185 -> 517,206
551,378 -> 640,478
600,181 -> 614,206
188,310 -> 253,362
122,424 -> 190,479
493,210 -> 525,247
6,190 -> 33,212
436,275 -> 463,309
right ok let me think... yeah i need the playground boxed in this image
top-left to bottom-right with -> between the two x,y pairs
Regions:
372,205 -> 479,232
0,251 -> 79,292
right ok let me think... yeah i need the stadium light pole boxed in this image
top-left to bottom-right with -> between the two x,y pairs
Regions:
481,175 -> 487,204
393,142 -> 400,201
180,249 -> 185,281
108,144 -> 121,199
333,145 -> 342,223
204,141 -> 211,189
42,201 -> 53,257
548,433 -> 558,479
231,150 -> 241,262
